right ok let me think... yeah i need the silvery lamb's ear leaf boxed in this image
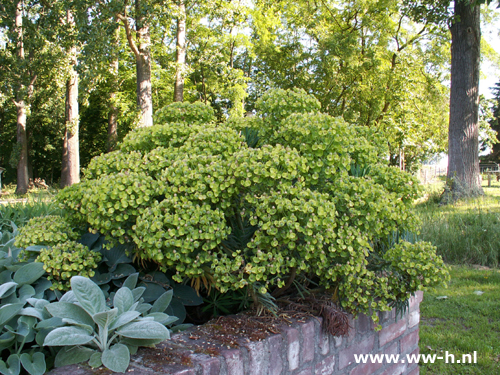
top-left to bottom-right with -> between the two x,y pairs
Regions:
114,287 -> 134,315
43,326 -> 94,346
0,354 -> 21,375
101,344 -> 130,373
70,276 -> 107,315
13,263 -> 45,286
54,346 -> 95,368
88,352 -> 102,369
117,320 -> 170,340
109,311 -> 141,331
122,273 -> 139,290
150,290 -> 173,313
92,308 -> 118,329
0,282 -> 17,299
19,352 -> 45,375
132,287 -> 146,302
45,302 -> 94,328
59,291 -> 77,303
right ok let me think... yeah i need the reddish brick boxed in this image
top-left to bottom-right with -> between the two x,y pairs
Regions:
378,362 -> 407,375
408,310 -> 420,329
356,313 -> 374,334
383,341 -> 399,356
200,357 -> 221,375
349,360 -> 383,375
339,335 -> 375,369
347,316 -> 356,343
400,329 -> 419,354
379,319 -> 407,347
409,291 -> 423,311
222,349 -> 244,375
282,326 -> 300,371
245,340 -> 267,375
318,325 -> 330,355
378,309 -> 396,325
333,336 -> 343,348
315,354 -> 336,375
268,334 -> 284,375
301,320 -> 316,363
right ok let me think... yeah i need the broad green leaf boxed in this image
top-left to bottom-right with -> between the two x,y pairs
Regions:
109,311 -> 141,331
0,332 -> 15,346
0,282 -> 17,299
141,282 -> 167,303
114,287 -> 134,315
92,308 -> 118,329
20,353 -> 45,375
120,337 -> 164,347
70,276 -> 107,315
43,326 -> 94,346
46,302 -> 94,328
13,263 -> 45,286
172,284 -> 203,306
102,344 -> 130,373
150,290 -> 173,313
117,320 -> 170,340
0,354 -> 20,375
54,346 -> 95,367
88,352 -> 102,368
111,264 -> 136,279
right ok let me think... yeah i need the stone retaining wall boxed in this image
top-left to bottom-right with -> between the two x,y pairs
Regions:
50,291 -> 422,375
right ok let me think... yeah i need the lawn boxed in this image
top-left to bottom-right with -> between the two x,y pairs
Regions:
417,178 -> 500,375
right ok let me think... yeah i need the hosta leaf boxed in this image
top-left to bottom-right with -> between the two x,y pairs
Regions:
43,326 -> 94,346
70,276 -> 107,315
20,353 -> 45,375
102,344 -> 130,373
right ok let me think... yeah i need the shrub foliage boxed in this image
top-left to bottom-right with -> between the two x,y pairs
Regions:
49,90 -> 449,322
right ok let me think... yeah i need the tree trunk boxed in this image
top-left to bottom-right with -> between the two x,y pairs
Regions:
135,0 -> 153,127
108,29 -> 119,152
173,0 -> 186,102
14,1 -> 29,195
446,1 -> 482,198
60,10 -> 80,187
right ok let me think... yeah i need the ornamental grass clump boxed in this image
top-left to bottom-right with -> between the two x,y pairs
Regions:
55,89 -> 449,324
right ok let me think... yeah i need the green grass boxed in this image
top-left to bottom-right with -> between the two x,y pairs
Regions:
0,196 -> 61,230
419,266 -> 500,375
417,178 -> 500,374
416,179 -> 500,267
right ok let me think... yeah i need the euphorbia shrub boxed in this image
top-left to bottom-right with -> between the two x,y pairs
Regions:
56,91 -> 449,323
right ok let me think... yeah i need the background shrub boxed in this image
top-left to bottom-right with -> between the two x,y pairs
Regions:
55,94 -> 449,323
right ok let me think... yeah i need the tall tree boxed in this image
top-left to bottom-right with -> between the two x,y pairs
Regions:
13,1 -> 30,194
446,1 -> 483,196
117,0 -> 154,127
60,9 -> 80,187
173,0 -> 186,102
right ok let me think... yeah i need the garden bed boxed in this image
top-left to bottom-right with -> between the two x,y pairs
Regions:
48,292 -> 422,375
